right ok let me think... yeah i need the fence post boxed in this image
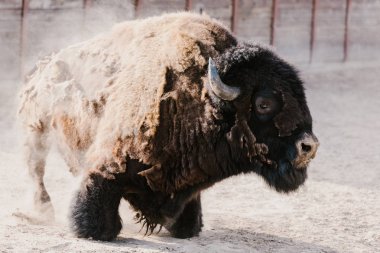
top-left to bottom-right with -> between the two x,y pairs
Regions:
19,0 -> 29,80
270,0 -> 278,46
231,0 -> 239,34
343,0 -> 351,62
309,0 -> 318,63
185,0 -> 192,11
134,0 -> 141,18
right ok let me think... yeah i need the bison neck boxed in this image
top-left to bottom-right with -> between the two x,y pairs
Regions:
147,130 -> 256,194
142,92 -> 259,193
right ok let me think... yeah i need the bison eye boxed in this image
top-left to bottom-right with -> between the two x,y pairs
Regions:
254,96 -> 279,118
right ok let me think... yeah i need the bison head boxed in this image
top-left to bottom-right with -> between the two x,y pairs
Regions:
208,44 -> 319,193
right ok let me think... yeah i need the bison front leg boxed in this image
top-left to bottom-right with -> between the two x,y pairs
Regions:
71,172 -> 123,241
165,193 -> 203,239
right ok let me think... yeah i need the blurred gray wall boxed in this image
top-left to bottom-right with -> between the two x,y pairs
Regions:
1,0 -> 380,82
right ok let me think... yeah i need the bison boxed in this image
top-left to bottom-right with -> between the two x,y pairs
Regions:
18,12 -> 319,241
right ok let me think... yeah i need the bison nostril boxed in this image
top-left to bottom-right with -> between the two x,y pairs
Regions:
296,133 -> 319,156
301,143 -> 312,153
294,133 -> 319,166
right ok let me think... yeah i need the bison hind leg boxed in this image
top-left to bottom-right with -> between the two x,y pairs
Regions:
70,172 -> 123,241
165,193 -> 203,239
24,124 -> 54,219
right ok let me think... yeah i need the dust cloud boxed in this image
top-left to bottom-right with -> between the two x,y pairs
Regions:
0,2 -> 380,253
0,0 -> 135,225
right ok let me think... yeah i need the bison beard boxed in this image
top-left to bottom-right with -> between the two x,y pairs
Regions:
19,13 -> 318,242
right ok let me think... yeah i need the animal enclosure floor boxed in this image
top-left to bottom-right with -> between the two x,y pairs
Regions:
0,63 -> 379,253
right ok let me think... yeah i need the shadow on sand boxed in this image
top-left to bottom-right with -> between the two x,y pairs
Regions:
94,227 -> 338,253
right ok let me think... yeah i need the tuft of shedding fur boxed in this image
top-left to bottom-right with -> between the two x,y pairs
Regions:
19,12 -> 318,241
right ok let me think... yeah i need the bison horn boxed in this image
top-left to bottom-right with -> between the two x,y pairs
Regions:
208,58 -> 241,101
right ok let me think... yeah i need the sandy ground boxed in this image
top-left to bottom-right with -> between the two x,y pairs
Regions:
0,62 -> 379,253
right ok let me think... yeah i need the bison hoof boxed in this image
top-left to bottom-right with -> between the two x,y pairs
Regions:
170,226 -> 201,239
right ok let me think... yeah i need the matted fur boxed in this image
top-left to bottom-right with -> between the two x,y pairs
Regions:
19,13 -> 236,186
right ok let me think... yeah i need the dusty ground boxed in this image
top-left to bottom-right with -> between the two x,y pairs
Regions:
0,62 -> 379,253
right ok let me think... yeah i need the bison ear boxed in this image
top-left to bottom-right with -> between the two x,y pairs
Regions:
208,58 -> 241,101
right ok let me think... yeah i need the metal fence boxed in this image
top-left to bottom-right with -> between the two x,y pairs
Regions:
1,0 -> 380,80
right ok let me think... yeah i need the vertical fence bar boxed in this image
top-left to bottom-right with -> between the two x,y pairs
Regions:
309,0 -> 318,63
343,0 -> 351,62
83,0 -> 92,8
134,0 -> 141,18
20,0 -> 29,79
231,0 -> 239,34
185,0 -> 192,11
270,0 -> 278,46
82,0 -> 92,39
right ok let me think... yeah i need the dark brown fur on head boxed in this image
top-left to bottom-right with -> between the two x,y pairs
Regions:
211,43 -> 314,192
144,43 -> 315,194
